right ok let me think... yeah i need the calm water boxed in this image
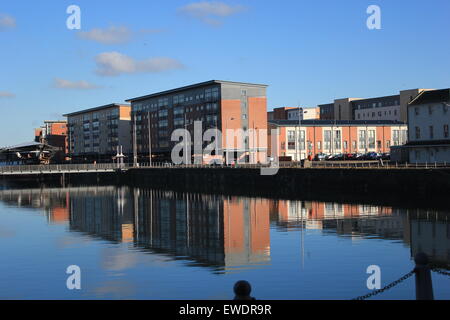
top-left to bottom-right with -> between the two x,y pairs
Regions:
0,186 -> 448,300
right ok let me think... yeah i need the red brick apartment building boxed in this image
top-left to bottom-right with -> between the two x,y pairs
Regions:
268,120 -> 408,161
126,80 -> 268,164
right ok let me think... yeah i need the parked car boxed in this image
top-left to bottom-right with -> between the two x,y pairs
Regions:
381,153 -> 391,161
363,152 -> 382,160
330,154 -> 345,161
314,153 -> 327,161
343,153 -> 356,160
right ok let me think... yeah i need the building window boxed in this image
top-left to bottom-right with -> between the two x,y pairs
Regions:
343,141 -> 348,150
359,131 -> 366,149
368,130 -> 375,149
429,126 -> 434,139
415,107 -> 419,116
317,141 -> 321,150
428,106 -> 433,115
444,125 -> 449,138
287,131 -> 296,150
352,141 -> 357,151
415,127 -> 421,140
334,130 -> 341,149
386,140 -> 390,148
324,130 -> 331,151
299,130 -> 306,151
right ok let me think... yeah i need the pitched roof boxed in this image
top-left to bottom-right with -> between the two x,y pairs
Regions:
409,89 -> 450,106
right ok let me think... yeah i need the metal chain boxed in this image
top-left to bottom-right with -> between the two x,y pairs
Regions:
432,268 -> 450,277
352,270 -> 415,300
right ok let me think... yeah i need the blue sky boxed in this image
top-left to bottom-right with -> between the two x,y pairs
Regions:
0,0 -> 449,146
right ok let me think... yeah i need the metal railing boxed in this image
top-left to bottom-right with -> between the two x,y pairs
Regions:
310,161 -> 450,169
2,161 -> 450,174
0,163 -> 130,175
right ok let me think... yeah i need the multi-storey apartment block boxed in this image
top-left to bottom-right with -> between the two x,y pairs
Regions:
126,80 -> 268,164
269,120 -> 408,161
64,104 -> 131,162
406,88 -> 450,163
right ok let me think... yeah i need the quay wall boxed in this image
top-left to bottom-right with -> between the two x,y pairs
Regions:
1,168 -> 450,209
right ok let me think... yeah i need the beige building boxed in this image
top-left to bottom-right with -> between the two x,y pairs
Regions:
64,104 -> 131,161
320,89 -> 432,122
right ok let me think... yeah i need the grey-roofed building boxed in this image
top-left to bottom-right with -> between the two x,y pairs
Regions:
125,80 -> 268,164
405,88 -> 450,163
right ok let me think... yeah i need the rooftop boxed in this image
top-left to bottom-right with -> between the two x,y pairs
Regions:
43,120 -> 67,124
409,89 -> 450,106
269,119 -> 407,126
63,103 -> 130,117
125,80 -> 269,103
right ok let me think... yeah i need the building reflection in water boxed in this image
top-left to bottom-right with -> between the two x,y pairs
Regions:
133,189 -> 271,271
0,187 -> 448,270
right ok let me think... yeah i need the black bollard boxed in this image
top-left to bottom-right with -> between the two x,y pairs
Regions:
414,252 -> 434,300
233,280 -> 255,300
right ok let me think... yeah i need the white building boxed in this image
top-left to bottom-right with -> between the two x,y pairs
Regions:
406,89 -> 450,163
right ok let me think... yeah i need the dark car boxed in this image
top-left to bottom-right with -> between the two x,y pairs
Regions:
331,154 -> 345,161
381,153 -> 391,160
314,153 -> 327,161
343,153 -> 355,160
364,152 -> 381,160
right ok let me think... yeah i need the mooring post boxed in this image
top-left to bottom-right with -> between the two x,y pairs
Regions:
233,280 -> 255,300
414,252 -> 434,300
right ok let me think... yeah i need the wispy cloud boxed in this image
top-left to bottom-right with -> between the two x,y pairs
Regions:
53,78 -> 102,90
78,26 -> 133,44
178,1 -> 245,26
77,26 -> 164,45
0,91 -> 15,98
94,52 -> 184,76
0,13 -> 16,31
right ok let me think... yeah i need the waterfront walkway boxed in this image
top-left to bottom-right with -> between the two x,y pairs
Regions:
0,163 -> 128,175
1,161 -> 450,176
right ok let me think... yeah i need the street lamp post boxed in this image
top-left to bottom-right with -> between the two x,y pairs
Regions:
148,111 -> 152,166
184,113 -> 189,165
133,111 -> 138,167
297,107 -> 308,162
225,117 -> 236,165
